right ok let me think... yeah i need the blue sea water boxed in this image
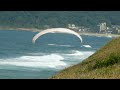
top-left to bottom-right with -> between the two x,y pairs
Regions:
0,30 -> 112,79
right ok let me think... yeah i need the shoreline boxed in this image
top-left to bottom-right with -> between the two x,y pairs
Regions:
0,27 -> 41,32
80,32 -> 120,38
0,27 -> 120,37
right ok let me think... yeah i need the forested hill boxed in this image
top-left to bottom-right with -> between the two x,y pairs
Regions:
0,11 -> 120,32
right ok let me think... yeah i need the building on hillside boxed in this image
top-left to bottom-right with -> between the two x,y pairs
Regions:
68,24 -> 79,32
68,24 -> 76,29
68,24 -> 90,33
97,22 -> 108,34
112,25 -> 120,34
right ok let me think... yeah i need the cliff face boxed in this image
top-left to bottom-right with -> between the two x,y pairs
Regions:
51,37 -> 120,79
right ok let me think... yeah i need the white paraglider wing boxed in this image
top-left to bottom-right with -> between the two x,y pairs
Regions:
32,28 -> 82,44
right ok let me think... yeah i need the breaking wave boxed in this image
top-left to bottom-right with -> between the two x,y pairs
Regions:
63,50 -> 95,59
65,50 -> 84,56
0,54 -> 67,69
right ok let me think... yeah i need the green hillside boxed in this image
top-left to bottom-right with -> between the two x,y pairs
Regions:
51,37 -> 120,79
0,11 -> 120,32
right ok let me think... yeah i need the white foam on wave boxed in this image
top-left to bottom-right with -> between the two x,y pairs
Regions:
63,50 -> 95,60
79,51 -> 95,59
82,45 -> 92,48
0,54 -> 67,68
65,50 -> 84,56
48,44 -> 72,47
106,35 -> 113,38
48,44 -> 56,46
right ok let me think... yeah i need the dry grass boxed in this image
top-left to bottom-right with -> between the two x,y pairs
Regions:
50,37 -> 120,79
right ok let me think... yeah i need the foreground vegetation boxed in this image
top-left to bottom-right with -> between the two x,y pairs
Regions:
51,37 -> 120,79
0,11 -> 120,32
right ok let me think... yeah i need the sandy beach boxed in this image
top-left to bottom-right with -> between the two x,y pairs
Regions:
0,27 -> 120,38
80,32 -> 120,38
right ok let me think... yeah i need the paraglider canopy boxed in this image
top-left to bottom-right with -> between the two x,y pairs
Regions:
32,28 -> 82,44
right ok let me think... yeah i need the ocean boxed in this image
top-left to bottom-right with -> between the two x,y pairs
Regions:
0,30 -> 112,79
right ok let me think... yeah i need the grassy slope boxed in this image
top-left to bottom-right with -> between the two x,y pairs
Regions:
51,37 -> 120,79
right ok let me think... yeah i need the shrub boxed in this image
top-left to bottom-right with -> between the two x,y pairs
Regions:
93,53 -> 120,69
